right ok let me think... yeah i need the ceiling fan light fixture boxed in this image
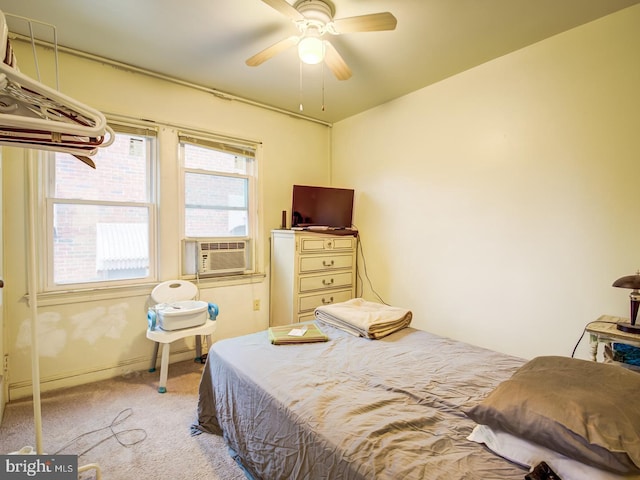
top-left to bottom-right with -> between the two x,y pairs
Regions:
298,35 -> 325,65
248,0 -> 396,81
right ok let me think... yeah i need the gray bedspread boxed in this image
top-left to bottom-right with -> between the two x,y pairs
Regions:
195,324 -> 528,479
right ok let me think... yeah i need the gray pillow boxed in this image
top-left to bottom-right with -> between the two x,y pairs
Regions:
465,356 -> 640,474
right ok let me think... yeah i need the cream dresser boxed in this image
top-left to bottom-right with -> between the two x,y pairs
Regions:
270,229 -> 357,327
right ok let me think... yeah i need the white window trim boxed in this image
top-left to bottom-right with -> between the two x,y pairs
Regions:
32,115 -> 265,303
178,131 -> 262,279
40,121 -> 159,292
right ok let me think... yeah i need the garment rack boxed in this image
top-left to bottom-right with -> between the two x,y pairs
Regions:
3,9 -> 113,479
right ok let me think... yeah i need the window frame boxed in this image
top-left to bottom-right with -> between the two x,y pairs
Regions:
42,122 -> 159,291
178,131 -> 259,277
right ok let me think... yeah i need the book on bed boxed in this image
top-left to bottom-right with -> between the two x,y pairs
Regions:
268,323 -> 328,345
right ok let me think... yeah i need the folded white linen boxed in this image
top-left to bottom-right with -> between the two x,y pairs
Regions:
314,298 -> 412,339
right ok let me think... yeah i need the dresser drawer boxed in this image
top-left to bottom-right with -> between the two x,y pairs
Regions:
299,271 -> 352,293
299,236 -> 355,253
299,289 -> 353,313
299,254 -> 353,273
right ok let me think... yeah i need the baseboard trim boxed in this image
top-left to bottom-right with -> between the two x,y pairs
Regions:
8,348 -> 197,401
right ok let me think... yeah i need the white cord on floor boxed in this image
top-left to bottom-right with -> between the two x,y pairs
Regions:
54,408 -> 147,457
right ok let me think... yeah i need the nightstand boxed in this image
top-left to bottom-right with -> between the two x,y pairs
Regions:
586,315 -> 640,363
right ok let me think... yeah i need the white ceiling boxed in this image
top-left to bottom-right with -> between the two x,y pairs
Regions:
0,0 -> 638,123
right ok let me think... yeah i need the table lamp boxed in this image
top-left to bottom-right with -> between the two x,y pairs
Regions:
612,271 -> 640,334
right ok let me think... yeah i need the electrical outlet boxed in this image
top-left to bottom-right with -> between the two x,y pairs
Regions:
3,354 -> 8,372
253,299 -> 260,311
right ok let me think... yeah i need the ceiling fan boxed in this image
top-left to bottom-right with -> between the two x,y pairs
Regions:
246,0 -> 397,81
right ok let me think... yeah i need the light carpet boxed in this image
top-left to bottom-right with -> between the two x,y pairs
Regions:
0,360 -> 246,479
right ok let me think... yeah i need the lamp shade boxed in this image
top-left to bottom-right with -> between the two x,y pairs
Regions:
298,36 -> 325,65
612,271 -> 640,333
612,273 -> 640,290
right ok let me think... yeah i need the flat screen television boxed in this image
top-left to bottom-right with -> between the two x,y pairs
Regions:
291,185 -> 354,229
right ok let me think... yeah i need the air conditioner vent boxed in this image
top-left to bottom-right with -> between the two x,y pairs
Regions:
201,241 -> 246,251
197,240 -> 248,275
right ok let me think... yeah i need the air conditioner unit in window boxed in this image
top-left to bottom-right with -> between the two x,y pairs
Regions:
197,240 -> 248,275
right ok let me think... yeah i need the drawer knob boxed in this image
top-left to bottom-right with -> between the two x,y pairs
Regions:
322,296 -> 334,304
323,260 -> 335,267
322,278 -> 334,286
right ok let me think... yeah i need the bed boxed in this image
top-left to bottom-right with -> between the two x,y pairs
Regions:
194,317 -> 640,480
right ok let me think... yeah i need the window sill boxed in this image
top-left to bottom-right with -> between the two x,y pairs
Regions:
185,272 -> 266,288
29,272 -> 267,307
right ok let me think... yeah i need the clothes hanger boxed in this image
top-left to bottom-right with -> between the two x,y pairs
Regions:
0,10 -> 113,168
0,69 -> 113,138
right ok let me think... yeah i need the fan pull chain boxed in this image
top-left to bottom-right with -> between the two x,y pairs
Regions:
299,62 -> 304,112
321,61 -> 325,112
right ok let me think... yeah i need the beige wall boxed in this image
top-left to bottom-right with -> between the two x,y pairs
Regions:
3,41 -> 331,398
332,5 -> 640,360
5,5 -> 639,398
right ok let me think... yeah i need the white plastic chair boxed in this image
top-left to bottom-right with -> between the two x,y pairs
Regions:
146,280 -> 218,393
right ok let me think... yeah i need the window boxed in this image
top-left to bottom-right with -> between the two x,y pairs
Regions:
180,133 -> 257,275
45,124 -> 157,288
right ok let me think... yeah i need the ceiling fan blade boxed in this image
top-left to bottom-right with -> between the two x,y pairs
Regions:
261,0 -> 305,21
323,41 -> 352,81
246,36 -> 299,67
332,12 -> 397,34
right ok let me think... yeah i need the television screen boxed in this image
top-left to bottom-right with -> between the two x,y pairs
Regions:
291,185 -> 354,229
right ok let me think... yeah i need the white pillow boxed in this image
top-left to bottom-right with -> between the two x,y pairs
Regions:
468,424 -> 640,480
